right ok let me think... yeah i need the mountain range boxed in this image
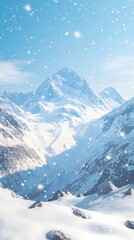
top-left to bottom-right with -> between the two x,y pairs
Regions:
0,68 -> 133,201
0,68 -> 124,116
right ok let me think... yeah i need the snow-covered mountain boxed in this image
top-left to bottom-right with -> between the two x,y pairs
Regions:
1,67 -> 131,202
100,87 -> 125,107
0,184 -> 134,240
0,96 -> 133,200
0,69 -> 125,160
24,68 -> 125,119
0,68 -> 125,181
1,68 -> 125,121
34,67 -> 101,105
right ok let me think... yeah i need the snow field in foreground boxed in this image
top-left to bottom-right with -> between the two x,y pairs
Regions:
0,185 -> 134,240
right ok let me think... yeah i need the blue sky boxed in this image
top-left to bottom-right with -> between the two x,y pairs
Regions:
0,0 -> 134,99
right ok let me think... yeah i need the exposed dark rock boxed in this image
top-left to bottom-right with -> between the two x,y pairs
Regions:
29,201 -> 42,209
97,181 -> 117,195
77,193 -> 84,197
46,230 -> 73,240
48,190 -> 70,202
11,190 -> 21,198
0,145 -> 41,176
65,191 -> 73,195
123,188 -> 134,196
125,220 -> 134,230
72,208 -> 88,219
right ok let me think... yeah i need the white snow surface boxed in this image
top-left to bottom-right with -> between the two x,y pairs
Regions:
0,185 -> 134,240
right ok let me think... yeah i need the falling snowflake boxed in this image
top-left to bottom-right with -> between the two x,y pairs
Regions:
37,184 -> 44,190
74,31 -> 82,39
106,155 -> 112,160
119,131 -> 125,138
24,4 -> 32,12
65,32 -> 69,36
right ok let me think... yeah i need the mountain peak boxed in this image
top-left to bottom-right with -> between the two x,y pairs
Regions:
100,87 -> 125,105
51,67 -> 83,88
101,87 -> 120,95
57,67 -> 80,79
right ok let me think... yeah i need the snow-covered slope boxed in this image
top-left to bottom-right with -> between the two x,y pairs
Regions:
43,96 -> 134,198
0,97 -> 46,177
65,97 -> 134,195
0,95 -> 78,178
0,184 -> 134,240
1,97 -> 133,200
21,96 -> 133,200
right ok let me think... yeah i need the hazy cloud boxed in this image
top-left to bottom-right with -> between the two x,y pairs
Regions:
0,61 -> 31,84
104,56 -> 134,79
98,56 -> 134,99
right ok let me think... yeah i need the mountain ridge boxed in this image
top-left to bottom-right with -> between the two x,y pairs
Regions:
0,96 -> 133,200
0,68 -> 125,111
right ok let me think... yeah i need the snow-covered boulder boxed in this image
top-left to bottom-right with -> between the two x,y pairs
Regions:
123,188 -> 134,196
125,220 -> 134,230
29,201 -> 42,209
46,230 -> 73,240
72,208 -> 88,219
48,190 -> 72,201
